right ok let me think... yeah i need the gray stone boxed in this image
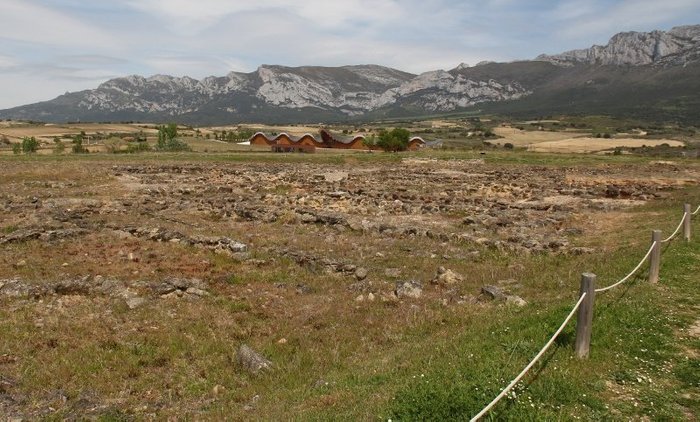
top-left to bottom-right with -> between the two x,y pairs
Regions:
431,268 -> 463,286
126,297 -> 146,309
300,213 -> 317,223
237,344 -> 272,375
323,171 -> 348,183
481,285 -> 506,301
354,267 -> 368,281
569,247 -> 595,255
395,280 -> 422,299
186,287 -> 209,297
506,295 -> 527,307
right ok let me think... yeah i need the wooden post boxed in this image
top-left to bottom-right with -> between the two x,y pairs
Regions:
649,230 -> 661,284
575,273 -> 596,359
683,203 -> 691,242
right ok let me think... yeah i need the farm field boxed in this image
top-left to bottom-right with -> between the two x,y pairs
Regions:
0,150 -> 699,419
528,137 -> 686,153
493,127 -> 685,152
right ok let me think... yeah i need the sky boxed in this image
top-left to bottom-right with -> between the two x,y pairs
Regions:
1,0 -> 699,109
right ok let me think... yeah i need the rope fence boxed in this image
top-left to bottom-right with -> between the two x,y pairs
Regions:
469,293 -> 587,422
594,241 -> 657,293
661,211 -> 687,243
471,203 -> 697,420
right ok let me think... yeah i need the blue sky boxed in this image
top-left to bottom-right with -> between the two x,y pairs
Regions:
1,0 -> 699,108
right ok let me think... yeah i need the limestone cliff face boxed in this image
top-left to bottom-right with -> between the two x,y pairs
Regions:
536,25 -> 700,66
1,25 -> 698,124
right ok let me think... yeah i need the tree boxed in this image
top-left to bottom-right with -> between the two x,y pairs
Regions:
156,123 -> 190,152
376,128 -> 410,152
21,136 -> 39,153
72,136 -> 88,153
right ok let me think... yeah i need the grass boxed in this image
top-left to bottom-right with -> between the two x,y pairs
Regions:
0,151 -> 698,419
1,146 -> 690,168
383,223 -> 699,420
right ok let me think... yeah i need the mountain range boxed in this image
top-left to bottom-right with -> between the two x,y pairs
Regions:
1,25 -> 699,125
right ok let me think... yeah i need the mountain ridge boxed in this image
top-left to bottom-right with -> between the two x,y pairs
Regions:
1,25 -> 699,124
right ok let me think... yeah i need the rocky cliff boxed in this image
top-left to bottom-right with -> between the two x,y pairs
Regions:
1,25 -> 698,124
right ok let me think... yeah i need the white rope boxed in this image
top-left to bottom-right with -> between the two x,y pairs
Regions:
661,212 -> 687,243
693,205 -> 700,216
594,241 -> 657,293
470,293 -> 587,422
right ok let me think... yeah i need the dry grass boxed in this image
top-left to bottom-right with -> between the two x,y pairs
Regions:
527,137 -> 684,153
494,127 -> 589,146
0,153 -> 698,419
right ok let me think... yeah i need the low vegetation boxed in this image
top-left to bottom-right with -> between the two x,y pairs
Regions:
0,147 -> 697,419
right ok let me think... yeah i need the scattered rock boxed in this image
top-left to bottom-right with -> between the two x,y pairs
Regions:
354,267 -> 368,281
431,267 -> 463,286
236,345 -> 273,375
380,291 -> 399,303
506,295 -> 527,307
384,268 -> 401,278
126,297 -> 146,310
569,247 -> 595,255
296,284 -> 312,295
243,394 -> 260,411
118,226 -> 247,254
185,287 -> 209,297
395,280 -> 422,299
480,285 -> 506,301
322,171 -> 348,183
0,227 -> 88,245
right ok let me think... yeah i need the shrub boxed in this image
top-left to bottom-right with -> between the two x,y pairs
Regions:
603,133 -> 611,139
156,123 -> 191,152
1,135 -> 9,145
376,128 -> 410,152
12,143 -> 21,154
125,141 -> 151,153
72,137 -> 88,154
21,136 -> 39,153
504,142 -> 514,150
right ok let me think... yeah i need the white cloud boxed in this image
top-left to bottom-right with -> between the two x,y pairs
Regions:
123,0 -> 403,31
550,0 -> 700,41
0,0 -> 698,109
0,55 -> 20,69
0,0 -> 117,48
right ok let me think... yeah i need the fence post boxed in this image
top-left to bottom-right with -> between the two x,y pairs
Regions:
683,204 -> 691,242
649,230 -> 661,283
575,273 -> 596,359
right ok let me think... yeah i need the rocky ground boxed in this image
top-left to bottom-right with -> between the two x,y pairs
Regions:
0,156 -> 697,418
